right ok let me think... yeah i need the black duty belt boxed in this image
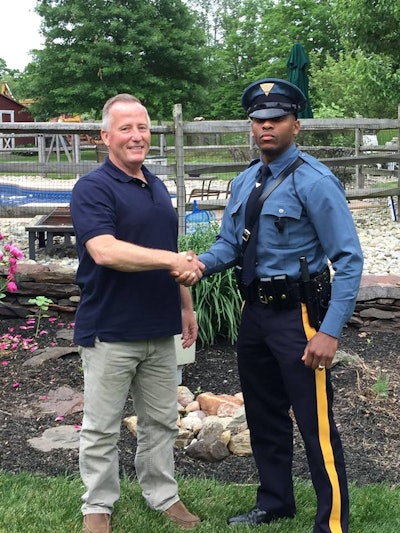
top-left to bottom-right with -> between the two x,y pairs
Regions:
237,266 -> 331,311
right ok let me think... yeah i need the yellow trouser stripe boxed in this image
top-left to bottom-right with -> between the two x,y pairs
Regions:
301,303 -> 343,533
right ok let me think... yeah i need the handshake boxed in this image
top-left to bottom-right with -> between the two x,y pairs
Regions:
170,251 -> 205,287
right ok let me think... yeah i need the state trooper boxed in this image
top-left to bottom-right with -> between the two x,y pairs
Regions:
184,78 -> 363,533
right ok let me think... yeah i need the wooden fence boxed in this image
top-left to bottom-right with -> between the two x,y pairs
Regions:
1,107 -> 399,234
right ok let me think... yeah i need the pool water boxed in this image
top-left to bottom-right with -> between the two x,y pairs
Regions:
0,184 -> 72,206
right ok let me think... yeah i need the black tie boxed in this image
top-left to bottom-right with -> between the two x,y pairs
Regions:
241,165 -> 271,286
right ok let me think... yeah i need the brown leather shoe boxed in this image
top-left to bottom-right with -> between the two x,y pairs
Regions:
82,513 -> 111,533
163,501 -> 201,530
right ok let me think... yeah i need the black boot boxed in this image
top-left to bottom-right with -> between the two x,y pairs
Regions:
228,506 -> 295,526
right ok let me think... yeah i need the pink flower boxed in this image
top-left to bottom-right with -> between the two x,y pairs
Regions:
12,382 -> 20,389
74,424 -> 82,431
6,281 -> 18,293
4,243 -> 24,259
55,416 -> 64,422
8,263 -> 17,275
1,360 -> 8,366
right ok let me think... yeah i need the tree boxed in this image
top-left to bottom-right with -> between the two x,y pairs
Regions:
184,0 -> 341,119
309,49 -> 400,118
332,0 -> 400,66
19,0 -> 208,120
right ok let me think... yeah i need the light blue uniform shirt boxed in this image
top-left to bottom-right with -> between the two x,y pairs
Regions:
199,143 -> 364,338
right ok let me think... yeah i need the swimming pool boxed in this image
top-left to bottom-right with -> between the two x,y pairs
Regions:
0,184 -> 72,206
0,183 -> 177,207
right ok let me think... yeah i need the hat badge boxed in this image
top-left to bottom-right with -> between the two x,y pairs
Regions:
260,82 -> 275,96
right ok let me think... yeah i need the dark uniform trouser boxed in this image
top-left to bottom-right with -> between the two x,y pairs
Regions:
237,301 -> 349,533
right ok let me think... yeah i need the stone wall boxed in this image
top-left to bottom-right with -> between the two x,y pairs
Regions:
1,265 -> 400,333
0,264 -> 79,319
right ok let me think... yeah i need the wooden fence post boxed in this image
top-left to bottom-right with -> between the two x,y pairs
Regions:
396,104 -> 400,219
354,126 -> 363,188
173,104 -> 186,235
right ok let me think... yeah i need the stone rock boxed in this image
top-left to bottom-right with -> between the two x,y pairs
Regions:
28,425 -> 80,452
185,437 -> 230,462
197,418 -> 225,441
333,350 -> 362,367
175,428 -> 194,449
23,346 -> 79,366
201,415 -> 232,432
177,386 -> 195,407
124,415 -> 138,437
216,401 -> 243,418
185,400 -> 201,413
220,429 -> 232,445
359,307 -> 396,319
226,405 -> 247,433
56,328 -> 74,342
36,385 -> 84,416
28,268 -> 76,283
180,412 -> 203,435
228,429 -> 252,457
197,392 -> 243,416
0,301 -> 29,318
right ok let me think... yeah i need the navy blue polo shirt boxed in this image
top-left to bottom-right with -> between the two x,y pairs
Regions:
70,156 -> 182,346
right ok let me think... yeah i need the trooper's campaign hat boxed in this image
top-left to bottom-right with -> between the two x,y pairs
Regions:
242,78 -> 307,119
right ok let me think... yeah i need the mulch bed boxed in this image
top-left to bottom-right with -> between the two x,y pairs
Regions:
0,317 -> 399,486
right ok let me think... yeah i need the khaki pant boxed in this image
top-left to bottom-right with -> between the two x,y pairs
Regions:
79,337 -> 179,515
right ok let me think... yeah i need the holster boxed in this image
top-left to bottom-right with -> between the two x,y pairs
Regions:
235,265 -> 331,327
300,268 -> 331,330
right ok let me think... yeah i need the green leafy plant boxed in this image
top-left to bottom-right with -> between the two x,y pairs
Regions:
28,296 -> 54,337
371,371 -> 390,400
179,222 -> 242,347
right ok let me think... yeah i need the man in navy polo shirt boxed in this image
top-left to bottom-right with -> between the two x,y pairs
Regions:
70,94 -> 204,533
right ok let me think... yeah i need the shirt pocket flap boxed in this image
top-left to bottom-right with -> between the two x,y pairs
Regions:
262,200 -> 303,220
228,199 -> 244,216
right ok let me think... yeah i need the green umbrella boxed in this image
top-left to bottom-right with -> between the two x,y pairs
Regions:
287,40 -> 313,118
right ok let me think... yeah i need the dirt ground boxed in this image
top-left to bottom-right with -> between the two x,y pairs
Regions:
0,317 -> 399,487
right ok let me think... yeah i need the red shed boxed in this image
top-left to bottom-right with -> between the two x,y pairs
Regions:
0,93 -> 35,148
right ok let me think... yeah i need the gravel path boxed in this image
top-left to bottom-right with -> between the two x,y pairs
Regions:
1,180 -> 399,275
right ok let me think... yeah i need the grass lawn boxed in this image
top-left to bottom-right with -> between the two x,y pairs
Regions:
0,472 -> 399,532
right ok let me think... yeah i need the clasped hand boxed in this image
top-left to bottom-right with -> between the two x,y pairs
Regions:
170,251 -> 205,286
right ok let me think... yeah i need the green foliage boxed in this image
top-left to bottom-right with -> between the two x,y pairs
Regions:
179,222 -> 242,347
371,371 -> 390,399
28,296 -> 54,337
309,49 -> 400,119
20,0 -> 208,120
4,0 -> 400,123
0,472 -> 399,532
332,0 -> 400,63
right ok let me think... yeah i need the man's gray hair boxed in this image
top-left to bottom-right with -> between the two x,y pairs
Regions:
101,94 -> 151,130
